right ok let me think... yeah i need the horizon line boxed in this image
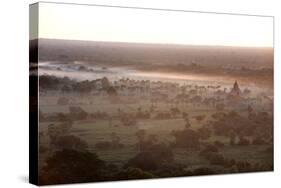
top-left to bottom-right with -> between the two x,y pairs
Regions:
30,37 -> 274,49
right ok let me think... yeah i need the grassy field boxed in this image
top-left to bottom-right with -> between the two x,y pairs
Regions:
39,114 -> 272,168
38,87 -> 273,178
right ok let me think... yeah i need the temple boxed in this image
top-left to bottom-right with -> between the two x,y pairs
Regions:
229,81 -> 242,97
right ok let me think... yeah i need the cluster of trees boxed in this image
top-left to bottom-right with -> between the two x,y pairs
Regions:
135,108 -> 150,119
40,75 -> 112,94
39,109 -> 273,185
46,121 -> 90,152
39,147 -> 174,184
120,114 -> 137,126
40,106 -> 110,122
123,129 -> 179,175
125,143 -> 174,171
210,111 -> 273,146
39,149 -> 106,185
199,144 -> 272,173
39,128 -> 174,184
40,75 -> 74,90
170,125 -> 211,149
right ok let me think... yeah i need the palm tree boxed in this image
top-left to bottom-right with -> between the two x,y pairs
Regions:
185,118 -> 191,128
135,129 -> 146,151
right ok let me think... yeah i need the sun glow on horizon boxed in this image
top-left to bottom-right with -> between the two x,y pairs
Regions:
35,2 -> 273,47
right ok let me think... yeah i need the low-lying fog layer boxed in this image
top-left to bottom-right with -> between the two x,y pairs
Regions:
38,61 -> 266,91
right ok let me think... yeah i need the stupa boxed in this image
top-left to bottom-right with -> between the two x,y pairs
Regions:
229,81 -> 242,97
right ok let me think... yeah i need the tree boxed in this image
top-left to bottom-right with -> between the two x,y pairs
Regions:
126,143 -> 173,171
101,77 -> 110,89
61,85 -> 71,94
72,81 -> 92,93
197,126 -> 211,140
237,136 -> 250,146
193,115 -> 206,123
136,129 -> 146,151
171,129 -> 200,149
170,107 -> 180,117
56,113 -> 69,122
182,112 -> 189,119
39,149 -> 105,185
120,115 -> 137,126
211,112 -> 225,120
110,132 -> 123,149
247,105 -> 255,119
191,95 -> 202,104
229,131 -> 236,145
47,124 -> 61,140
107,86 -> 117,96
184,117 -> 191,128
52,135 -> 88,151
136,129 -> 146,142
69,106 -> 88,120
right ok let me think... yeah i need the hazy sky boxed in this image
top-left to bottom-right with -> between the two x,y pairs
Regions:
36,2 -> 273,47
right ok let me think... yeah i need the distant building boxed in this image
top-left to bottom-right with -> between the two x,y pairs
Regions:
229,81 -> 242,97
227,81 -> 244,106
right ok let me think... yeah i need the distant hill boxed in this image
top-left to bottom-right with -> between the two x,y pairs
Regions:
30,38 -> 273,69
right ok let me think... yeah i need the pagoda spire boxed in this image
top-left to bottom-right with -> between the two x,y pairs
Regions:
229,80 -> 242,96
